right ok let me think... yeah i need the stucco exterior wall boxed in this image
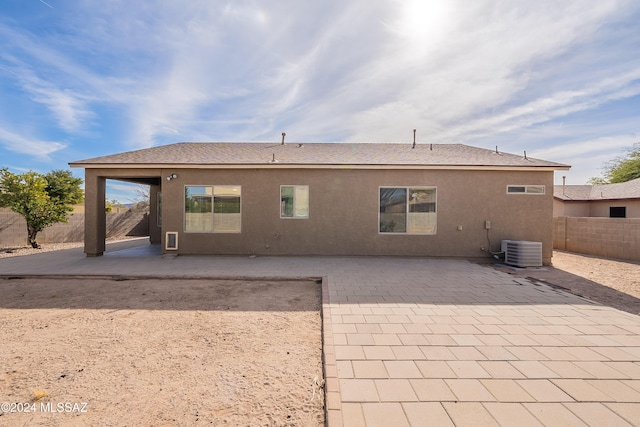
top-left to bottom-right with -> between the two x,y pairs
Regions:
554,199 -> 640,218
554,216 -> 640,261
553,199 -> 590,217
132,167 -> 554,262
587,200 -> 640,218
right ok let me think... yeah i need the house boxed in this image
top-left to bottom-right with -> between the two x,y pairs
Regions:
554,177 -> 640,218
69,142 -> 570,263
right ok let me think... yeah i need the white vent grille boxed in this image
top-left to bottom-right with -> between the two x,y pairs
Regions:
501,240 -> 542,267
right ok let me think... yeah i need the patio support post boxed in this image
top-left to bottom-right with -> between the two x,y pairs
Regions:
84,170 -> 106,256
149,184 -> 161,244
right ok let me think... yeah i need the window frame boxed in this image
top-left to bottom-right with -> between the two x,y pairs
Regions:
610,206 -> 627,218
184,185 -> 242,233
378,186 -> 437,235
280,185 -> 309,219
506,185 -> 546,195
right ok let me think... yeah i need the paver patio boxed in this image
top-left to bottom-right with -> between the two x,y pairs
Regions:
1,239 -> 639,426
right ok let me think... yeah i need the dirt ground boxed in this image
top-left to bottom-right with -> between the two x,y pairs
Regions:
498,250 -> 640,315
0,277 -> 324,426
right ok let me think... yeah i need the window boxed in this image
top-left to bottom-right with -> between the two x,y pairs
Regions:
379,187 -> 436,234
185,185 -> 241,232
213,186 -> 242,232
507,185 -> 545,195
610,206 -> 626,218
185,186 -> 212,232
280,185 -> 309,218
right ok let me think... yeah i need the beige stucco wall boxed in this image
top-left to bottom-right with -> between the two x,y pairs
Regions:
554,199 -> 640,218
553,199 -> 590,217
133,167 -> 554,262
587,200 -> 640,218
80,167 -> 554,261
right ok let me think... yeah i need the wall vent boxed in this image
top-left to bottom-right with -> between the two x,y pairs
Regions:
501,240 -> 542,267
165,232 -> 178,251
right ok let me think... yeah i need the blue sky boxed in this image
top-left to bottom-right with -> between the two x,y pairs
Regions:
1,0 -> 639,202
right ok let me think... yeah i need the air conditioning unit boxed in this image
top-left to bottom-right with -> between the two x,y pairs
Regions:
501,240 -> 542,267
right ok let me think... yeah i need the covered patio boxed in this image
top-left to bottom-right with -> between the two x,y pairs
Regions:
81,169 -> 162,256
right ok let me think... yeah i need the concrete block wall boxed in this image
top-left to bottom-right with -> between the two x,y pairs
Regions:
0,209 -> 148,248
0,210 -> 28,247
553,216 -> 640,262
553,216 -> 567,250
40,212 -> 85,243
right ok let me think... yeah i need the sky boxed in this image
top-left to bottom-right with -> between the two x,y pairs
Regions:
0,0 -> 639,202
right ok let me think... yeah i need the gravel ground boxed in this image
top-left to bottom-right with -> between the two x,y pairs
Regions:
0,237 -> 139,259
498,250 -> 640,315
0,243 -> 85,259
0,277 -> 323,426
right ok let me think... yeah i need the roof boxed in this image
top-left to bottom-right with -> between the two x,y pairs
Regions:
70,142 -> 570,170
554,177 -> 640,201
554,185 -> 594,200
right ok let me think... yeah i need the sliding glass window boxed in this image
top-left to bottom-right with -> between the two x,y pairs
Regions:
379,187 -> 436,234
185,185 -> 241,233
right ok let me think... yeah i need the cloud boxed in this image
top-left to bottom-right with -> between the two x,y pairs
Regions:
141,0 -> 635,147
105,180 -> 145,204
436,70 -> 640,143
0,0 -> 638,173
532,135 -> 636,162
532,133 -> 639,185
57,0 -> 396,146
21,74 -> 94,132
0,22 -> 115,132
333,1 -> 639,142
0,127 -> 66,159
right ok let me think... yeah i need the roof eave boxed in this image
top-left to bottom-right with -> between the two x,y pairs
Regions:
69,162 -> 570,171
555,196 -> 640,201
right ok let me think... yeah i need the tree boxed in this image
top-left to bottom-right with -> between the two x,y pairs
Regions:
590,142 -> 640,184
130,184 -> 150,213
0,169 -> 83,248
105,199 -> 125,213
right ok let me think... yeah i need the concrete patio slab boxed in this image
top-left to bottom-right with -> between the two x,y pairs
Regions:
2,239 -> 640,426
